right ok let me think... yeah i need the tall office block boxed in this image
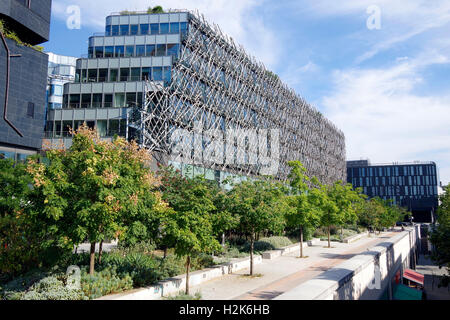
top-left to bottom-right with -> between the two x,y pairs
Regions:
44,10 -> 346,184
347,159 -> 439,222
0,0 -> 52,159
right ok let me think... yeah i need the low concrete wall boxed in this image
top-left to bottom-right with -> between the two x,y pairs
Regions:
342,231 -> 369,244
275,226 -> 419,300
262,242 -> 307,260
97,255 -> 263,300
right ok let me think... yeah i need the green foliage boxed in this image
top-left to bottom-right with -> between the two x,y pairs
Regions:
0,19 -> 45,52
81,267 -> 132,299
241,236 -> 293,252
430,185 -> 450,287
148,6 -> 165,14
27,125 -> 161,274
2,273 -> 86,300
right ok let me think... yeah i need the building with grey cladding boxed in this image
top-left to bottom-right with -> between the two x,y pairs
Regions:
0,0 -> 51,160
44,10 -> 346,185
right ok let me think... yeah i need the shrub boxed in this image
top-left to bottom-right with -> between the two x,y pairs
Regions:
14,275 -> 86,300
241,236 -> 293,253
81,267 -> 132,299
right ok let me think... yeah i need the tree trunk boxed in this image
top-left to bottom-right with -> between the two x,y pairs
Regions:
89,242 -> 96,275
328,226 -> 331,248
185,255 -> 191,295
299,226 -> 304,258
163,246 -> 168,259
98,240 -> 104,264
221,233 -> 225,247
341,226 -> 344,241
250,235 -> 254,276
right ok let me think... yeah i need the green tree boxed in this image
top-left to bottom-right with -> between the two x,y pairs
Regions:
430,185 -> 450,287
227,179 -> 286,275
159,169 -> 221,294
285,161 -> 320,257
27,125 -> 160,275
315,182 -> 341,248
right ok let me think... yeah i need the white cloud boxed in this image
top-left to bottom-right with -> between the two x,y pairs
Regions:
51,0 -> 279,68
296,0 -> 450,63
322,54 -> 450,184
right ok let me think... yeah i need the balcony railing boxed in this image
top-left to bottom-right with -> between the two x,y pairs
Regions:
44,130 -> 123,139
63,102 -> 135,109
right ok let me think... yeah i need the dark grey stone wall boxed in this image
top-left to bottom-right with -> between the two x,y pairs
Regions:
0,38 -> 48,150
0,0 -> 51,44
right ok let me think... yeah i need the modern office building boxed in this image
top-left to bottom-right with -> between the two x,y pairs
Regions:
46,53 -> 77,111
347,159 -> 439,223
0,0 -> 51,160
43,10 -> 346,184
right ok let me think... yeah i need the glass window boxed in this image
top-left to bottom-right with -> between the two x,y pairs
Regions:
137,92 -> 143,107
146,44 -> 156,57
104,46 -> 114,57
136,45 -> 145,57
51,85 -> 63,96
86,121 -> 95,129
98,69 -> 108,82
81,94 -> 91,108
130,24 -> 138,35
92,94 -> 102,108
69,94 -> 80,108
105,25 -> 111,36
130,68 -> 140,81
88,69 -> 98,82
55,121 -> 62,137
120,24 -> 129,35
141,67 -> 151,81
156,44 -> 166,56
75,69 -> 81,82
111,25 -> 119,36
125,45 -> 134,57
160,23 -> 169,34
126,92 -> 136,107
96,120 -> 108,137
62,121 -> 72,137
109,69 -> 118,82
120,68 -> 129,81
109,119 -> 120,136
115,46 -> 125,57
180,22 -> 187,35
169,22 -> 179,34
150,23 -> 159,35
114,93 -> 125,108
104,94 -> 113,108
153,67 -> 162,81
88,47 -> 93,58
140,24 -> 149,35
94,46 -> 104,58
167,43 -> 179,58
163,66 -> 171,85
81,69 -> 87,83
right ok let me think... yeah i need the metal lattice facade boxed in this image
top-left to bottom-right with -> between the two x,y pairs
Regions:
129,11 -> 346,184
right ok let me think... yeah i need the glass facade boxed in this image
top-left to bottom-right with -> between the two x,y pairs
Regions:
347,161 -> 439,222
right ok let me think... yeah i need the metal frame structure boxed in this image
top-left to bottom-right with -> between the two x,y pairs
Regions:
128,11 -> 346,184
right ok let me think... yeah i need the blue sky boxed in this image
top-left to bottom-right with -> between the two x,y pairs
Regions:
45,0 -> 450,185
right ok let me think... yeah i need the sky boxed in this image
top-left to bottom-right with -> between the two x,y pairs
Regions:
45,0 -> 450,185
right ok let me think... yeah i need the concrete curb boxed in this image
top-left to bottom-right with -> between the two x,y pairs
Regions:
96,254 -> 263,300
262,239 -> 319,260
342,231 -> 369,244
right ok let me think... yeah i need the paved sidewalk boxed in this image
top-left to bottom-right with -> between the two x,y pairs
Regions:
185,230 -> 400,300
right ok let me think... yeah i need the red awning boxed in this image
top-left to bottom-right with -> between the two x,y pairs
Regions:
403,269 -> 424,285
